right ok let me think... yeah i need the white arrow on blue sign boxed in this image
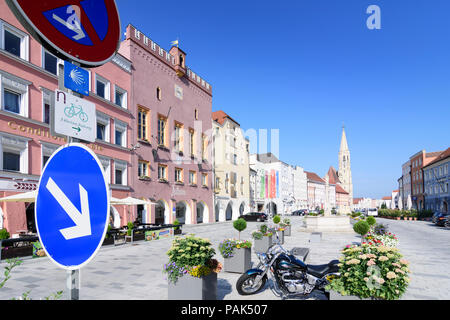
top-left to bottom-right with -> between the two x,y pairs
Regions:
35,143 -> 109,270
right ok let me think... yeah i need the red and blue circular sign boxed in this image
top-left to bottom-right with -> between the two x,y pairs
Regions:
6,0 -> 121,67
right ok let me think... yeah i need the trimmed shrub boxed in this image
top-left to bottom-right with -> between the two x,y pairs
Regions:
353,220 -> 370,236
273,215 -> 281,224
366,216 -> 376,226
233,218 -> 247,240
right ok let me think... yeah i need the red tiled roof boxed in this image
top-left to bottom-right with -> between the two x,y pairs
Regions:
382,196 -> 392,200
336,185 -> 349,194
306,171 -> 325,183
326,166 -> 341,185
212,110 -> 240,126
423,147 -> 450,168
353,198 -> 362,204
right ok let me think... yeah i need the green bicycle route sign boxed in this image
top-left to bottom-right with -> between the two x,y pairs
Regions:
52,90 -> 96,142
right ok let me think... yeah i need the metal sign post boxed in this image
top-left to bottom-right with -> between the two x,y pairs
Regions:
59,63 -> 79,301
66,269 -> 80,300
6,0 -> 120,302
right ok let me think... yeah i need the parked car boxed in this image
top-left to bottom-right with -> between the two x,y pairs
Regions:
239,212 -> 268,222
367,208 -> 378,216
444,215 -> 450,229
435,212 -> 450,227
292,209 -> 307,216
432,211 -> 443,224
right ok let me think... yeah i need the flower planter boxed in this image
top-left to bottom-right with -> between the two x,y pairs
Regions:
102,237 -> 115,246
224,247 -> 252,273
174,228 -> 182,235
132,232 -> 145,241
1,245 -> 33,260
396,217 -> 401,221
254,236 -> 273,253
328,290 -> 373,300
168,272 -> 217,300
283,225 -> 291,236
276,230 -> 285,244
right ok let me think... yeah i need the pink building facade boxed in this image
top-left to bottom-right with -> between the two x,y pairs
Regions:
0,2 -> 134,236
118,25 -> 214,225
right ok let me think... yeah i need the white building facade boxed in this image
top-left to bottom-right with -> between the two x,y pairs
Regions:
249,153 -> 306,216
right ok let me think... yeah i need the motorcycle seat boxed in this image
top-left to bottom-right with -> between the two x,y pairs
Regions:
307,260 -> 340,278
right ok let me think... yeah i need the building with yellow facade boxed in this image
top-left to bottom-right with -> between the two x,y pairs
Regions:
212,111 -> 250,221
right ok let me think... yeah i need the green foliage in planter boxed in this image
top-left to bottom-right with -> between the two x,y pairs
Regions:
233,218 -> 247,240
273,215 -> 281,224
127,222 -> 134,236
167,235 -> 215,268
164,235 -> 218,284
283,218 -> 291,225
251,231 -> 263,240
319,209 -> 324,215
353,220 -> 370,236
218,239 -> 252,258
0,228 -> 10,240
366,216 -> 376,226
259,224 -> 268,234
326,244 -> 410,300
173,219 -> 180,230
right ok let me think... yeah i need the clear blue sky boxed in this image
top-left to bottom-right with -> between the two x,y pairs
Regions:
116,0 -> 450,199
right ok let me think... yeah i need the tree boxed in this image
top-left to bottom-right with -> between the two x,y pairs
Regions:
233,218 -> 247,240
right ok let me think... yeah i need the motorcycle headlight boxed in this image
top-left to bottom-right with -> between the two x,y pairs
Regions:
257,252 -> 269,264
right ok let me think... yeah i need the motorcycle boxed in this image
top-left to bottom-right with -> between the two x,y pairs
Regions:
236,233 -> 340,299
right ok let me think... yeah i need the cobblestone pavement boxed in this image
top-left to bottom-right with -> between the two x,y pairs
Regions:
0,216 -> 448,300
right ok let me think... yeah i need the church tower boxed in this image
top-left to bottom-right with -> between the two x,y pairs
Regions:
338,126 -> 353,208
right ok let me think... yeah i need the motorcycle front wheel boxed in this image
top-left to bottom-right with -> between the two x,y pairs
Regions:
236,273 -> 267,295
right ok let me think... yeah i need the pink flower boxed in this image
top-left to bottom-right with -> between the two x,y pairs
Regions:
367,259 -> 376,266
386,272 -> 397,279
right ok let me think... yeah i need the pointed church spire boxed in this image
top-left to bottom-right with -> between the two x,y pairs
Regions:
340,126 -> 349,152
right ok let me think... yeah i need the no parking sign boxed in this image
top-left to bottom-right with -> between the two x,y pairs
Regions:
6,0 -> 121,67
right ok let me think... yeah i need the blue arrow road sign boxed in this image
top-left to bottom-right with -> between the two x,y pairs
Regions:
64,60 -> 89,96
35,143 -> 109,270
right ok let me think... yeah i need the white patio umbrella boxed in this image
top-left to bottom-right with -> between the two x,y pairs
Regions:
0,192 -> 154,206
0,190 -> 37,202
407,195 -> 412,210
398,197 -> 403,210
110,197 -> 155,206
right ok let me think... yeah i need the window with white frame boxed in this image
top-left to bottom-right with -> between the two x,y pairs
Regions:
0,71 -> 30,117
98,155 -> 111,184
0,133 -> 29,174
95,74 -> 110,100
41,88 -> 53,125
42,49 -> 63,75
96,112 -> 110,142
114,160 -> 127,186
138,160 -> 150,178
114,120 -> 127,147
114,85 -> 127,109
41,142 -> 58,170
0,21 -> 29,60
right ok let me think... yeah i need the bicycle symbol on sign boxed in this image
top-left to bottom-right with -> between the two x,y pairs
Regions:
64,103 -> 88,122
